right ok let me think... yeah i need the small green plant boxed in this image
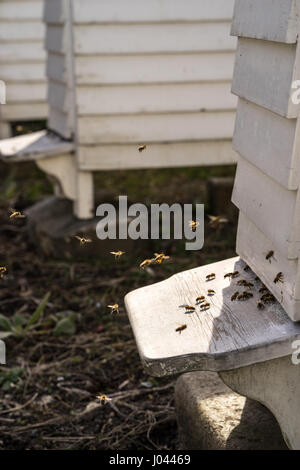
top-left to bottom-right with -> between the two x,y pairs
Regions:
0,292 -> 51,338
0,367 -> 24,391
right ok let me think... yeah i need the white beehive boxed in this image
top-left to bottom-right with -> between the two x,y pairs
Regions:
44,0 -> 238,172
231,0 -> 300,320
0,0 -> 48,137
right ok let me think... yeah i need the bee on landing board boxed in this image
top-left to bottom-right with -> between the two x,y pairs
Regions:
237,292 -> 253,301
266,250 -> 274,262
9,208 -> 25,219
257,301 -> 265,310
224,271 -> 239,279
196,296 -> 205,304
107,304 -> 119,315
231,291 -> 239,301
274,272 -> 283,284
207,289 -> 215,296
110,251 -> 125,260
200,302 -> 210,310
138,145 -> 146,152
181,305 -> 195,313
75,236 -> 92,245
206,273 -> 216,281
176,324 -> 187,334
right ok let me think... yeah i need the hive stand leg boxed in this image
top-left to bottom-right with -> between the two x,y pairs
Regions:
219,355 -> 300,449
36,154 -> 77,201
73,171 -> 94,220
0,121 -> 11,139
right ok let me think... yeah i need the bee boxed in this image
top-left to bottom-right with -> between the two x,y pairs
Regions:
237,280 -> 253,288
0,267 -> 6,279
274,272 -> 283,284
153,253 -> 170,264
224,271 -> 239,279
207,289 -> 215,296
257,301 -> 265,310
224,272 -> 233,278
176,324 -> 187,334
231,291 -> 239,301
254,276 -> 260,281
75,236 -> 92,245
243,265 -> 250,272
96,394 -> 112,405
110,251 -> 125,259
266,250 -> 274,261
206,273 -> 216,281
237,292 -> 253,300
200,302 -> 210,310
138,145 -> 146,152
259,286 -> 269,294
261,294 -> 275,303
183,305 -> 195,312
9,208 -> 25,219
189,220 -> 199,232
139,259 -> 153,269
107,304 -> 119,314
208,215 -> 229,229
196,296 -> 205,303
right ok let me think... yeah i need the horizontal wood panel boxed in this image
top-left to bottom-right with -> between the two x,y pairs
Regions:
75,52 -> 236,85
232,157 -> 300,259
78,140 -> 237,170
1,102 -> 47,120
77,111 -> 236,144
1,63 -> 46,81
232,38 -> 298,118
73,22 -> 236,54
0,1 -> 43,20
237,211 -> 300,321
6,82 -> 47,102
231,0 -> 299,43
0,41 -> 46,63
233,99 -> 300,190
72,0 -> 235,23
76,82 -> 237,115
0,21 -> 44,41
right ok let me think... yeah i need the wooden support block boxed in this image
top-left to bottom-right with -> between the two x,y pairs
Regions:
125,257 -> 300,376
232,157 -> 300,259
74,171 -> 94,220
233,99 -> 300,190
231,0 -> 300,43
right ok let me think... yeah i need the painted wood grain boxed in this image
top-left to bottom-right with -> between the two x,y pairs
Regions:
1,103 -> 47,121
0,1 -> 43,20
0,41 -> 46,63
125,257 -> 300,376
1,63 -> 46,81
0,21 -> 44,41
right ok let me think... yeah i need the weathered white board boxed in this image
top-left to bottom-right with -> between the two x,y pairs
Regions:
232,157 -> 300,260
77,111 -> 236,145
125,257 -> 300,376
237,211 -> 300,321
0,42 -> 46,63
232,38 -> 300,118
1,63 -> 46,82
74,53 -> 236,85
78,140 -> 237,170
233,99 -> 300,190
0,1 -> 43,20
1,103 -> 47,121
231,0 -> 300,43
72,23 -> 236,55
76,83 -> 236,115
0,21 -> 44,41
7,83 -> 46,103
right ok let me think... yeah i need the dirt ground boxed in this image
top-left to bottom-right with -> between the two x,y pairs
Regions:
0,162 -> 236,450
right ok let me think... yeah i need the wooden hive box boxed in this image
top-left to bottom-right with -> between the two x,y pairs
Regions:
231,0 -> 300,320
0,0 -> 48,137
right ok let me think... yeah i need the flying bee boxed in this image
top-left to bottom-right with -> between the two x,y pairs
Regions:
138,145 -> 146,152
208,215 -> 229,229
139,259 -> 154,269
176,324 -> 187,334
266,250 -> 274,262
189,220 -> 199,232
196,296 -> 205,303
274,272 -> 283,284
9,208 -> 25,219
231,291 -> 239,301
153,253 -> 170,264
257,301 -> 265,310
0,267 -> 6,279
107,304 -> 119,315
207,289 -> 215,296
110,250 -> 125,259
206,273 -> 216,281
96,394 -> 112,405
200,302 -> 210,310
75,235 -> 92,245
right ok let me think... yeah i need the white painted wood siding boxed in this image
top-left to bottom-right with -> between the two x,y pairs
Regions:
0,0 -> 47,124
